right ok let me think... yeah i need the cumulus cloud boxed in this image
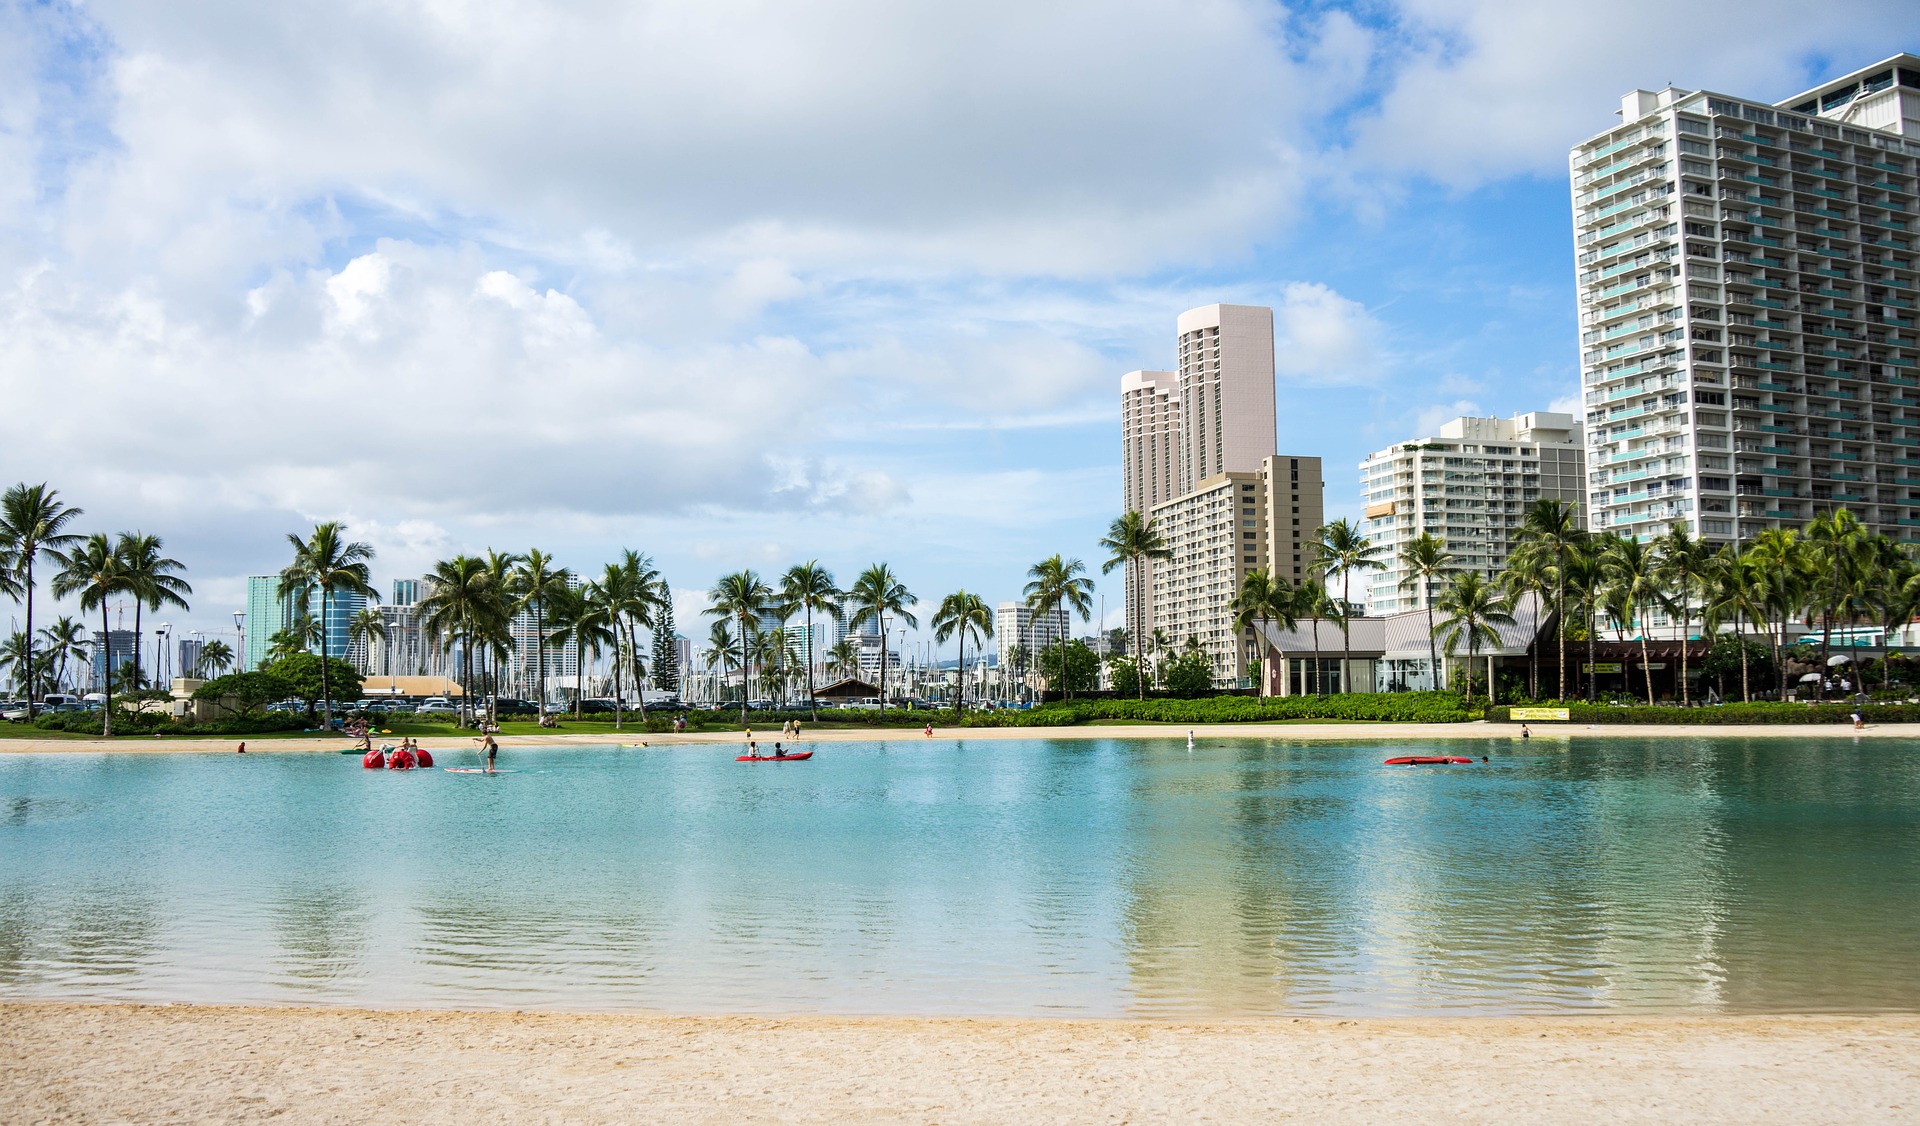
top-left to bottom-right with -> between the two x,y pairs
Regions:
1273,282 -> 1389,385
1350,0 -> 1911,186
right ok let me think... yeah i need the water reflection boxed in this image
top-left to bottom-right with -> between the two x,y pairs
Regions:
0,739 -> 1916,1015
271,885 -> 371,992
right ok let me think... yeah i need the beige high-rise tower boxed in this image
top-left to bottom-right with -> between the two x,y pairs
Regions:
1176,304 -> 1280,493
1119,304 -> 1324,687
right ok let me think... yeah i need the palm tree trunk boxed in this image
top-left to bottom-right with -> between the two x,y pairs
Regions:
1426,593 -> 1439,695
1340,573 -> 1351,695
1587,615 -> 1598,703
1309,615 -> 1321,695
575,633 -> 585,720
738,612 -> 750,724
132,602 -> 143,693
320,590 -> 333,730
956,630 -> 966,716
22,550 -> 36,719
1639,603 -> 1655,706
879,609 -> 889,715
1678,592 -> 1691,707
805,604 -> 818,721
613,627 -> 624,730
535,604 -> 545,714
99,601 -> 113,736
1556,567 -> 1568,700
1737,620 -> 1751,703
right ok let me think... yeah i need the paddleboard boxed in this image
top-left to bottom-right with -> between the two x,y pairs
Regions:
736,752 -> 813,762
1384,756 -> 1474,765
444,767 -> 517,773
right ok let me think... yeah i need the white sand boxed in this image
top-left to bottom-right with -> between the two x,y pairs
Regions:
3,1004 -> 1916,1123
2,719 -> 1915,755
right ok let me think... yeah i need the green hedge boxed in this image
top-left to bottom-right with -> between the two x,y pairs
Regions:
955,692 -> 1474,727
31,710 -> 172,734
1486,702 -> 1920,725
180,714 -> 309,735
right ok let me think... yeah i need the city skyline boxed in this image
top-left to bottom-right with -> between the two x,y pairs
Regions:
4,5 -> 1916,651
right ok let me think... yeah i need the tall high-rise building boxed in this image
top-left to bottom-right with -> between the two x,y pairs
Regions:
177,638 -> 205,679
1361,412 -> 1587,614
244,576 -> 298,670
1176,304 -> 1278,494
309,588 -> 367,666
1120,303 -> 1325,685
1573,57 -> 1920,545
90,630 -> 137,688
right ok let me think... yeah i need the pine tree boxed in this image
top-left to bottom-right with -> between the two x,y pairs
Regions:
651,594 -> 680,693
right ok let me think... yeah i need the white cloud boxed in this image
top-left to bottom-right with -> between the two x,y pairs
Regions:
1351,0 -> 1912,187
1273,282 -> 1389,385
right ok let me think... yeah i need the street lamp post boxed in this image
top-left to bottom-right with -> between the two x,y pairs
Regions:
233,611 -> 245,672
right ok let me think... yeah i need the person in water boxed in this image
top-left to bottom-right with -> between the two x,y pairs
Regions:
1521,723 -> 1531,740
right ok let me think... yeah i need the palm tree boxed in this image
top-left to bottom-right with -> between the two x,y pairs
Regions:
847,563 -> 918,714
1147,628 -> 1172,691
1805,509 -> 1873,695
280,523 -> 378,729
1230,569 -> 1296,696
1701,544 -> 1767,703
1654,520 -> 1714,705
113,533 -> 192,692
931,590 -> 993,714
1747,528 -> 1809,699
1292,581 -> 1333,694
348,607 -> 387,674
1512,498 -> 1586,700
1,483 -> 85,718
1398,533 -> 1452,693
49,534 -> 127,734
1098,511 -> 1171,699
1022,555 -> 1092,700
38,616 -> 90,691
0,633 -> 43,697
1311,519 -> 1384,694
1868,541 -> 1920,692
705,620 -> 743,702
195,637 -> 233,679
825,637 -> 858,683
418,555 -> 496,726
1432,571 -> 1514,706
778,561 -> 842,719
1603,536 -> 1668,706
1499,546 -> 1551,698
1562,538 -> 1612,702
510,549 -> 573,711
707,570 -> 773,723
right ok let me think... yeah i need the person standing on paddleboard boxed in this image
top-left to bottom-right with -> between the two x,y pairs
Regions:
474,732 -> 499,773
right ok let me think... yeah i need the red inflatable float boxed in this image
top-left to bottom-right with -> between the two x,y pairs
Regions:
415,748 -> 433,767
362,748 -> 385,769
388,747 -> 416,770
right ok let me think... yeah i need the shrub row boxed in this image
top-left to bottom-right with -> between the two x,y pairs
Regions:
950,692 -> 1473,727
1486,702 -> 1920,725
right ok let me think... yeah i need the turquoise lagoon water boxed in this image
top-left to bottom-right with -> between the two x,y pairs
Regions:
3,736 -> 1918,1017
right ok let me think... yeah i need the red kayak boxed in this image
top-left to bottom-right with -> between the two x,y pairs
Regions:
1384,756 -> 1475,765
737,752 -> 813,762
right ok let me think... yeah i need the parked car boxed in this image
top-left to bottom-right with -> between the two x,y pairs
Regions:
491,698 -> 538,717
0,701 -> 28,722
417,700 -> 458,716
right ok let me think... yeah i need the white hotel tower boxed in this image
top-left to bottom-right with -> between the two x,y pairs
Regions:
1573,55 -> 1920,544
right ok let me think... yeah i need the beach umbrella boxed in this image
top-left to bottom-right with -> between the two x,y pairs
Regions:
1799,672 -> 1823,683
1827,655 -> 1852,667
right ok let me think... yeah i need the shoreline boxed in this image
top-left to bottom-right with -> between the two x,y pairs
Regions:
4,1003 -> 1915,1123
2,719 -> 1917,754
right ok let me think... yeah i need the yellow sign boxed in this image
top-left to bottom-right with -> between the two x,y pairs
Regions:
1510,707 -> 1571,721
1583,662 -> 1623,674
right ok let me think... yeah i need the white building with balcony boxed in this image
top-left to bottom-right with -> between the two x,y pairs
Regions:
1573,56 -> 1920,545
1361,413 -> 1586,614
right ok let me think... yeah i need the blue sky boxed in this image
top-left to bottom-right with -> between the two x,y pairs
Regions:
3,0 -> 1915,657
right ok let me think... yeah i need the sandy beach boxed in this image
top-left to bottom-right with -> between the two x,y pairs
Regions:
1,1004 -> 1915,1123
2,719 -> 1916,755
